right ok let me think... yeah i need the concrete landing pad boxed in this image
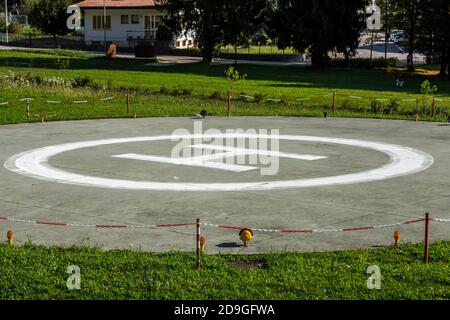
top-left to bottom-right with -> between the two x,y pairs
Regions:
0,117 -> 449,253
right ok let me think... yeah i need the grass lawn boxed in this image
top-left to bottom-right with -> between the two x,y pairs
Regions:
171,45 -> 298,55
0,49 -> 449,125
220,45 -> 298,55
0,50 -> 449,300
0,241 -> 448,300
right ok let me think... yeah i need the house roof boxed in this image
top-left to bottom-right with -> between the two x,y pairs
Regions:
73,0 -> 157,8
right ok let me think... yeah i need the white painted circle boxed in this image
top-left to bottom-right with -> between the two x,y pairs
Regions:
4,134 -> 434,191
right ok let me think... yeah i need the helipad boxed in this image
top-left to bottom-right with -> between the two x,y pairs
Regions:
0,117 -> 448,253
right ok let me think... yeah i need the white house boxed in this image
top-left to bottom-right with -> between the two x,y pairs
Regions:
74,0 -> 196,48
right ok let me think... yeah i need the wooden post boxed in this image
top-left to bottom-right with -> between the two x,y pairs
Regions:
332,91 -> 337,113
26,98 -> 30,118
431,97 -> 436,118
196,218 -> 201,270
422,97 -> 427,116
126,90 -> 130,115
228,91 -> 231,117
424,212 -> 430,264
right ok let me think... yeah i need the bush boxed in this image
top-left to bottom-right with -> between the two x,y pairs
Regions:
72,75 -> 95,88
280,95 -> 289,105
0,71 -> 73,88
55,56 -> 71,71
388,99 -> 400,114
181,88 -> 193,96
254,94 -> 267,103
159,85 -> 170,94
169,86 -> 193,96
340,99 -> 352,110
370,99 -> 381,113
208,91 -> 223,100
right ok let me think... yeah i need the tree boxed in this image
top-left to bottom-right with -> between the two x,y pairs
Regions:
23,0 -> 76,45
265,0 -> 369,68
157,0 -> 227,63
418,0 -> 449,77
390,0 -> 427,72
221,0 -> 267,61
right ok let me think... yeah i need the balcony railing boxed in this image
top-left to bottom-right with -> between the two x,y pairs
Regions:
126,30 -> 157,41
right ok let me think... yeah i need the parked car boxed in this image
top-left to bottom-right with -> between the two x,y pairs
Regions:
390,30 -> 406,44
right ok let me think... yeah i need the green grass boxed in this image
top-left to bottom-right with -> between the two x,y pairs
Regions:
0,49 -> 449,125
0,242 -> 449,299
174,45 -> 298,55
221,45 -> 298,55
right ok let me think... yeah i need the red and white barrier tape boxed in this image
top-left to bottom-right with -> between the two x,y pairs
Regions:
202,217 -> 450,234
1,216 -> 449,232
0,216 -> 193,229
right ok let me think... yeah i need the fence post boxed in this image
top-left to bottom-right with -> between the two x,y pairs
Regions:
26,98 -> 30,118
196,218 -> 201,270
332,91 -> 337,113
424,212 -> 430,264
422,97 -> 427,116
126,90 -> 130,115
431,97 -> 436,118
228,91 -> 232,117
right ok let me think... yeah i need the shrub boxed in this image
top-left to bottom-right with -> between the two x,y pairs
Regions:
181,88 -> 193,96
168,86 -> 192,96
340,99 -> 352,110
55,56 -> 71,71
0,71 -> 73,88
254,94 -> 267,103
106,80 -> 113,90
159,85 -> 170,94
225,66 -> 247,91
388,99 -> 400,114
208,91 -> 223,100
420,80 -> 438,96
370,100 -> 381,113
280,95 -> 289,105
72,75 -> 95,88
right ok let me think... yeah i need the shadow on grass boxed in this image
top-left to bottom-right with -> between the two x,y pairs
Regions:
0,54 -> 449,96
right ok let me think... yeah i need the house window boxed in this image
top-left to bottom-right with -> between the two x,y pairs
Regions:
93,15 -> 111,30
154,16 -> 162,29
176,41 -> 180,47
182,40 -> 186,47
131,15 -> 139,24
121,15 -> 129,24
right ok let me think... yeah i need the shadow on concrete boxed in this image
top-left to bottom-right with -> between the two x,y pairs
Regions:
217,242 -> 241,248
